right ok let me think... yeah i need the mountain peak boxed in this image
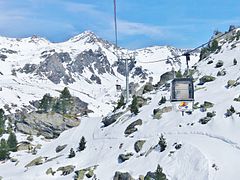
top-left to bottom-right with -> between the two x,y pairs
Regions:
69,30 -> 98,43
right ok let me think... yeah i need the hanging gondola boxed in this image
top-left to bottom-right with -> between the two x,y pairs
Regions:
170,53 -> 194,113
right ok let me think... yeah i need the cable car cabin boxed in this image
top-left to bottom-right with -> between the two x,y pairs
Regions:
170,78 -> 194,112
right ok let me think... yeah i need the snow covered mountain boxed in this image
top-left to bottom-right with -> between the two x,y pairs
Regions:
1,28 -> 240,180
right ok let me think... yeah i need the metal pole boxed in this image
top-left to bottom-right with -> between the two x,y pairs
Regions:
125,58 -> 129,103
184,53 -> 190,76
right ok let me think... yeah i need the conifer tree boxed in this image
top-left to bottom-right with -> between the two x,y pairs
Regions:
130,95 -> 139,115
0,139 -> 9,160
77,136 -> 86,152
155,165 -> 167,180
68,148 -> 75,158
39,93 -> 53,113
0,109 -> 5,136
114,95 -> 125,111
233,58 -> 237,65
7,132 -> 17,152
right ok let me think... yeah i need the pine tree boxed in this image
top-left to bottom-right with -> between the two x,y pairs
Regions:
158,96 -> 166,105
155,165 -> 167,180
114,95 -> 125,111
68,148 -> 75,158
209,39 -> 219,52
0,109 -> 5,136
59,87 -> 72,114
0,139 -> 9,160
158,134 -> 167,152
130,95 -> 139,115
7,132 -> 17,152
77,136 -> 86,152
39,93 -> 53,113
175,70 -> 182,78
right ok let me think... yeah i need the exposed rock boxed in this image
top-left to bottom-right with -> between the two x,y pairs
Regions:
46,168 -> 55,175
25,156 -> 45,168
58,52 -> 71,63
74,165 -> 98,180
27,135 -> 33,141
0,54 -> 7,61
90,74 -> 101,84
199,75 -> 216,85
57,165 -> 75,176
201,101 -> 214,109
207,60 -> 213,64
132,67 -> 148,79
20,64 -> 38,74
113,171 -> 134,180
118,153 -> 134,163
234,95 -> 240,102
17,141 -> 33,151
16,112 -> 80,139
215,60 -> 224,68
37,53 -> 75,84
217,69 -> 226,76
227,80 -> 238,88
134,140 -> 146,153
199,116 -> 212,124
158,71 -> 175,86
153,106 -> 172,119
124,119 -> 142,135
143,83 -> 154,94
144,165 -> 167,180
102,112 -> 124,127
56,144 -> 67,153
0,48 -> 17,54
135,96 -> 147,108
10,157 -> 18,162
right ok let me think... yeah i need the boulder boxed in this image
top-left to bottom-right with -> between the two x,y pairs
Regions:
234,95 -> 240,102
57,165 -> 75,176
46,168 -> 55,175
102,112 -> 123,127
215,60 -> 224,68
25,156 -> 45,168
227,80 -> 238,88
158,71 -> 175,86
153,106 -> 172,119
56,144 -> 67,153
143,83 -> 154,94
124,119 -> 142,135
217,69 -> 226,76
113,171 -> 134,180
134,140 -> 146,153
118,153 -> 134,163
199,75 -> 216,85
17,141 -> 33,151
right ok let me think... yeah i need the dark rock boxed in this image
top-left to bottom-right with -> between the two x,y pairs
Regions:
175,144 -> 182,150
207,60 -> 213,64
158,71 -> 175,86
118,153 -> 134,163
134,140 -> 146,153
206,111 -> 216,118
0,54 -> 7,61
0,48 -> 17,54
58,52 -> 71,63
90,74 -> 101,84
57,165 -> 75,176
113,171 -> 134,180
37,53 -> 75,84
124,119 -> 142,135
56,144 -> 67,153
215,60 -> 223,68
199,75 -> 216,85
234,95 -> 240,102
217,69 -> 226,76
199,117 -> 212,124
20,64 -> 38,73
144,165 -> 167,180
143,83 -> 154,93
102,112 -> 123,127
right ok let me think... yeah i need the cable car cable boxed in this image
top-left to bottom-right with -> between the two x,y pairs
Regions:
139,27 -> 239,64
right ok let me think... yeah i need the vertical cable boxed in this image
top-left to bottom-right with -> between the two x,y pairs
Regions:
113,0 -> 118,48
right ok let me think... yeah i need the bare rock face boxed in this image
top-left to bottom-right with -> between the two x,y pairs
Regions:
16,112 -> 80,139
113,171 -> 135,180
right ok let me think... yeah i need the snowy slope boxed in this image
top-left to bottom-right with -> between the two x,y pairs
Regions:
1,29 -> 240,180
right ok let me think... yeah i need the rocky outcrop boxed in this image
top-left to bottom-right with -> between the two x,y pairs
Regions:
134,140 -> 146,153
25,156 -> 45,168
118,153 -> 134,163
124,119 -> 142,135
113,171 -> 134,180
57,165 -> 75,176
153,106 -> 172,119
56,144 -> 67,153
38,53 -> 75,84
158,71 -> 175,86
102,112 -> 124,127
16,112 -> 80,139
90,74 -> 101,84
0,54 -> 7,61
199,75 -> 216,85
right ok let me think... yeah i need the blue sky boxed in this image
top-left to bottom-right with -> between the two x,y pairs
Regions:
0,0 -> 240,49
